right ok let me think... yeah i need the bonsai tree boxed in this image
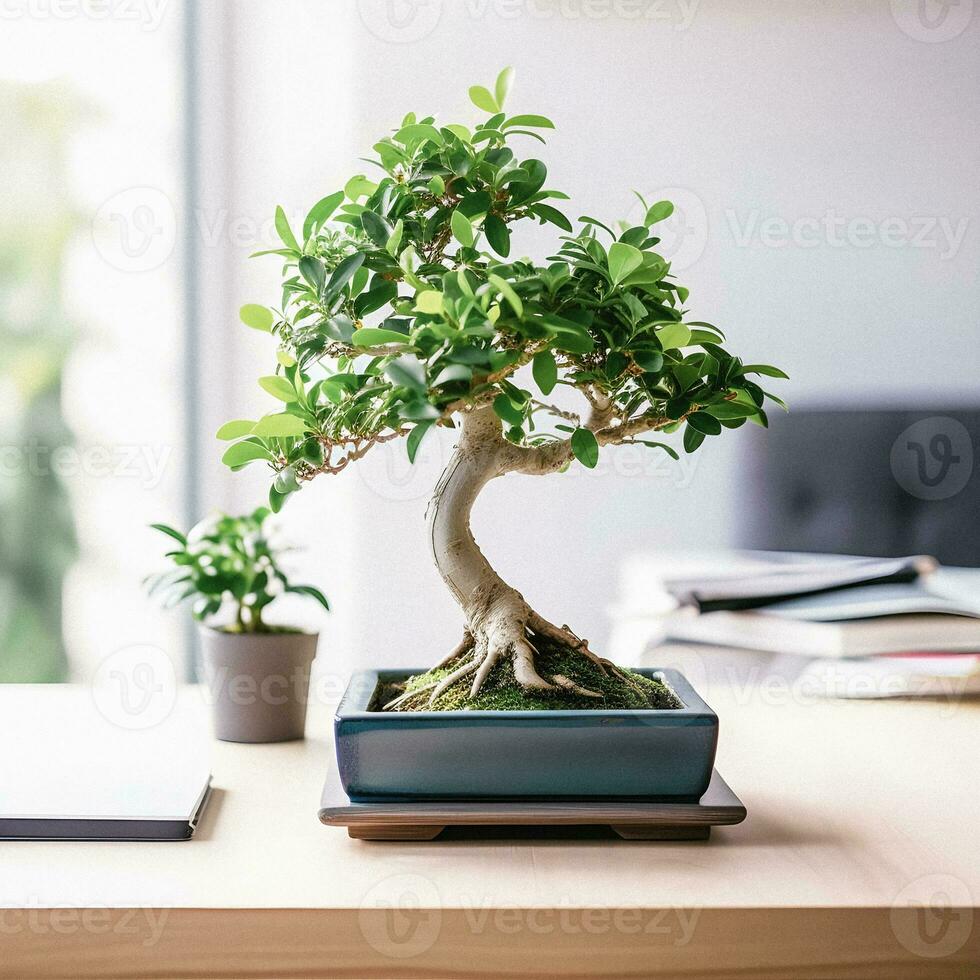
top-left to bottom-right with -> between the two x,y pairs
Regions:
218,69 -> 785,709
146,508 -> 329,632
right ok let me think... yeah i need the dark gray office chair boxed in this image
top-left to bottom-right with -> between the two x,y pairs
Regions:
738,409 -> 980,567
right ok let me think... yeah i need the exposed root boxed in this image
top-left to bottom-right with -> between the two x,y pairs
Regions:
383,680 -> 439,711
433,631 -> 474,669
470,640 -> 501,696
550,674 -> 602,698
511,636 -> 556,693
528,611 -> 645,693
527,612 -> 608,675
429,657 -> 479,705
384,598 -> 655,711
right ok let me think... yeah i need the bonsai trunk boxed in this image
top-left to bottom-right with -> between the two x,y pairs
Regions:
417,405 -> 625,706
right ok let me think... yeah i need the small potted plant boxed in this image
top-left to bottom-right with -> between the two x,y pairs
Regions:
217,69 -> 786,796
146,507 -> 330,743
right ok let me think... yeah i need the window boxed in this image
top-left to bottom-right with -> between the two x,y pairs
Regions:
0,5 -> 186,680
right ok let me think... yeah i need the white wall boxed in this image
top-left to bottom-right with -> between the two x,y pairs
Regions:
198,0 -> 980,671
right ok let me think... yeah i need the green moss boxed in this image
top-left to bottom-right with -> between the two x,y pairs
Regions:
375,639 -> 682,712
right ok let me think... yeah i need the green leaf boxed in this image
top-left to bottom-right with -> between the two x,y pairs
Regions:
494,67 -> 514,110
259,375 -> 298,402
529,203 -> 572,232
501,114 -> 555,130
543,314 -> 594,354
415,290 -> 445,316
385,218 -> 404,257
252,414 -> 307,438
683,425 -> 705,454
393,123 -> 444,147
324,251 -> 365,296
399,400 -> 440,421
579,214 -> 616,238
268,484 -> 287,514
633,350 -> 664,373
636,440 -> 680,460
443,124 -> 471,143
353,280 -> 398,318
571,427 -> 599,469
150,523 -> 186,546
487,274 -> 523,318
221,441 -> 274,467
385,355 -> 427,391
344,174 -> 376,200
607,242 -> 643,285
469,85 -> 499,113
532,350 -> 558,396
298,256 -> 326,295
216,420 -> 257,440
427,175 -> 445,196
484,214 -> 510,256
361,210 -> 393,248
274,464 -> 300,494
432,364 -> 472,386
687,412 -> 722,436
302,191 -> 344,240
352,327 -> 412,348
645,200 -> 674,225
742,364 -> 790,379
240,304 -> 274,332
706,402 -> 758,420
286,584 -> 330,612
406,420 -> 435,463
276,350 -> 296,368
458,190 -> 492,219
656,322 -> 692,349
493,393 -> 524,427
249,247 -> 299,260
450,208 -> 475,248
274,205 -> 300,251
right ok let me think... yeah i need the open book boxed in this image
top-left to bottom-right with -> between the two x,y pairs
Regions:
667,554 -> 937,613
664,567 -> 980,658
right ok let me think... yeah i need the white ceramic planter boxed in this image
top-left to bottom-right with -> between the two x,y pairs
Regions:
199,628 -> 318,743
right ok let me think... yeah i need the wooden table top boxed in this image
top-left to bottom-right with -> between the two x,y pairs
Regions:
1,681 -> 977,979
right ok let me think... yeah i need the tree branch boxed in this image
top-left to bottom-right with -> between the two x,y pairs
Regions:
501,411 -> 674,476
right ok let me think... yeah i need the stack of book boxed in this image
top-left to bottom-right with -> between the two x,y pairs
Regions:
661,554 -> 980,698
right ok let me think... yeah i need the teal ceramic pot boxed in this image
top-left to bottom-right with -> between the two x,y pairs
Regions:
334,668 -> 718,801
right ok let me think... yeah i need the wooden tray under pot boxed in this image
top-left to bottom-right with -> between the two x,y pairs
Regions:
319,766 -> 746,842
